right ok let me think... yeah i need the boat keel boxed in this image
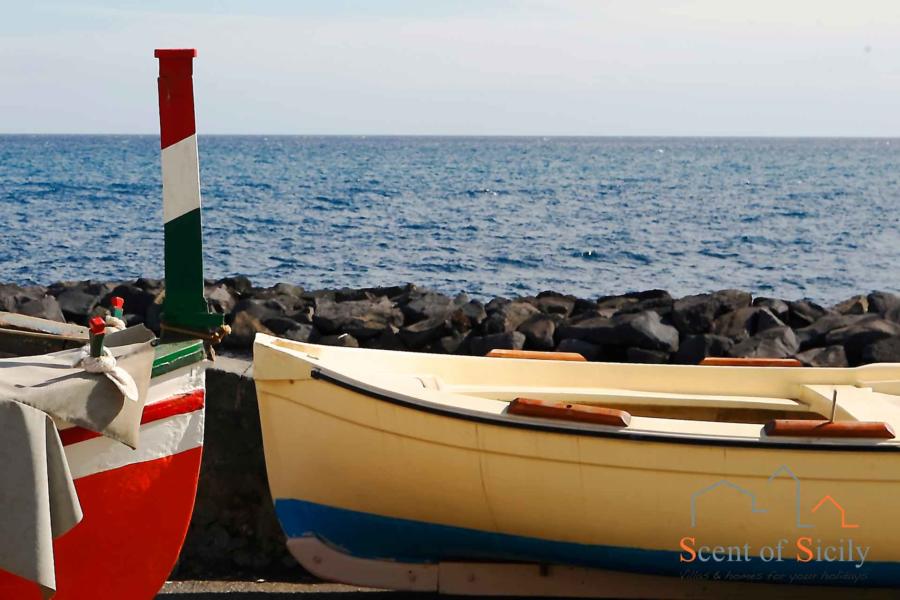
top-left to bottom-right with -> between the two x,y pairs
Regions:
285,536 -> 896,599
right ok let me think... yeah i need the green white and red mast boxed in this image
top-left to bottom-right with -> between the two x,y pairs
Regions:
154,48 -> 223,335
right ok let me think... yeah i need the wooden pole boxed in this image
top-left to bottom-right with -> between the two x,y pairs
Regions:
154,48 -> 223,333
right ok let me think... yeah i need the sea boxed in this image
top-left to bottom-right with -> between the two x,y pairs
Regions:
1,135 -> 898,305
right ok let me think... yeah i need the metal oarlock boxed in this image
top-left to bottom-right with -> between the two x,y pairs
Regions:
111,296 -> 125,319
88,316 -> 106,358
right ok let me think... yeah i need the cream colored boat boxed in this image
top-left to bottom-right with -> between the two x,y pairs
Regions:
253,333 -> 900,597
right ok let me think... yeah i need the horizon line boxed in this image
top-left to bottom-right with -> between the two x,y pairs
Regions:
2,132 -> 899,139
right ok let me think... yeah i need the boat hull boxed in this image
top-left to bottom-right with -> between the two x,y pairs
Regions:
256,371 -> 900,591
0,363 -> 205,600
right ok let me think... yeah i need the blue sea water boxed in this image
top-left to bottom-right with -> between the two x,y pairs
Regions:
1,135 -> 898,304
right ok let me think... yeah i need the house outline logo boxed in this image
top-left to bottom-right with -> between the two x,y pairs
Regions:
767,465 -> 812,528
811,495 -> 859,529
690,465 -> 858,530
690,480 -> 766,527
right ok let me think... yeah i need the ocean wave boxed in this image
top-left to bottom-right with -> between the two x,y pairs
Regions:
2,135 -> 898,305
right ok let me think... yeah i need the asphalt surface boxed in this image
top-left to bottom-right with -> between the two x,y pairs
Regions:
157,580 -> 440,599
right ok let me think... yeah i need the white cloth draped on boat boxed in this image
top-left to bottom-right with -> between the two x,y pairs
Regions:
0,399 -> 81,599
0,326 -> 155,448
0,326 -> 155,598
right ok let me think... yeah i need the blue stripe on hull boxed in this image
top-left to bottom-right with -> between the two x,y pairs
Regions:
275,498 -> 900,588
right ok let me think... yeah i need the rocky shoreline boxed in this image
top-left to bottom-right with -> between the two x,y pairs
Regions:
5,277 -> 900,367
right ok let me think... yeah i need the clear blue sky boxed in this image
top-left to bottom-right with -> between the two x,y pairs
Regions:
2,1 -> 899,135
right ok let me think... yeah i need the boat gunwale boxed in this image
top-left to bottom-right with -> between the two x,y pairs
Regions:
308,368 -> 900,452
152,338 -> 206,377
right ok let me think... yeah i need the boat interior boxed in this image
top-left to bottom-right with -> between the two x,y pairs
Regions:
262,336 -> 900,443
0,311 -> 89,357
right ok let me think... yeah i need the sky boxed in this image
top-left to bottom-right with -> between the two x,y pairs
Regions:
1,1 -> 899,136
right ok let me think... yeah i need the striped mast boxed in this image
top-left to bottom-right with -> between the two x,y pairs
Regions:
154,49 -> 223,334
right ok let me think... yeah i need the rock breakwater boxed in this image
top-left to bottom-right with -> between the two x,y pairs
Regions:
6,277 -> 900,367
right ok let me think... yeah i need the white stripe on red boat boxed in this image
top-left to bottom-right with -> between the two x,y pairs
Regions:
64,407 -> 203,480
56,363 -> 205,479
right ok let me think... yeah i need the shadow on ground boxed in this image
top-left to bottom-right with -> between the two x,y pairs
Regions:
162,595 -> 439,599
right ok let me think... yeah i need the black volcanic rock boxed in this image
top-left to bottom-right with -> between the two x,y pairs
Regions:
671,294 -> 718,335
216,275 -> 253,297
426,332 -> 468,355
361,326 -> 406,351
796,345 -> 848,368
55,286 -> 102,323
482,301 -> 539,335
205,284 -> 237,316
571,297 -> 599,317
786,299 -> 830,329
713,307 -> 784,341
825,317 -> 900,365
751,297 -> 790,322
101,283 -> 159,321
599,290 -> 674,318
252,283 -> 306,313
224,311 -> 273,349
261,316 -> 302,336
596,294 -> 639,313
402,291 -> 455,323
713,307 -> 761,341
450,299 -> 487,332
729,326 -> 799,359
319,333 -> 359,347
626,347 -> 669,364
469,331 -> 526,356
535,291 -> 576,317
556,317 -> 616,345
673,334 -> 733,364
282,324 -> 316,343
867,291 -> 900,317
713,289 -> 752,314
613,311 -> 679,353
517,313 -> 558,350
831,295 -> 868,315
556,338 -> 602,361
859,337 -> 900,365
16,294 -> 65,323
313,296 -> 403,339
400,315 -> 451,348
230,298 -> 290,326
795,314 -> 866,350
755,308 -> 785,333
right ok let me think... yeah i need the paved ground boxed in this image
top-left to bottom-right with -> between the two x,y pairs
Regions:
157,580 -> 440,599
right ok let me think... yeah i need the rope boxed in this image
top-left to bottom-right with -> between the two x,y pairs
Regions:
78,346 -> 139,402
104,315 -> 127,333
159,323 -> 231,344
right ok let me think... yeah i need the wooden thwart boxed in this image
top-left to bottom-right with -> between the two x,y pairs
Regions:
764,419 -> 895,439
487,349 -> 587,362
700,357 -> 802,367
508,397 -> 631,427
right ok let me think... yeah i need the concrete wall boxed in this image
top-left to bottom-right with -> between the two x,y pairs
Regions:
172,358 -> 300,579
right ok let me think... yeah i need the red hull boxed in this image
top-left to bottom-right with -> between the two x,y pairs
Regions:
0,446 -> 202,600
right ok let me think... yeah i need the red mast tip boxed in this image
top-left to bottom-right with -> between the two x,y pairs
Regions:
111,296 -> 125,309
89,317 -> 106,335
154,48 -> 197,59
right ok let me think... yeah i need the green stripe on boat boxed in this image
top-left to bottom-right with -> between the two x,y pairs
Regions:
152,339 -> 205,378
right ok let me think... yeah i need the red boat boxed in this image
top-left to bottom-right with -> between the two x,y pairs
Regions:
0,49 -> 225,600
